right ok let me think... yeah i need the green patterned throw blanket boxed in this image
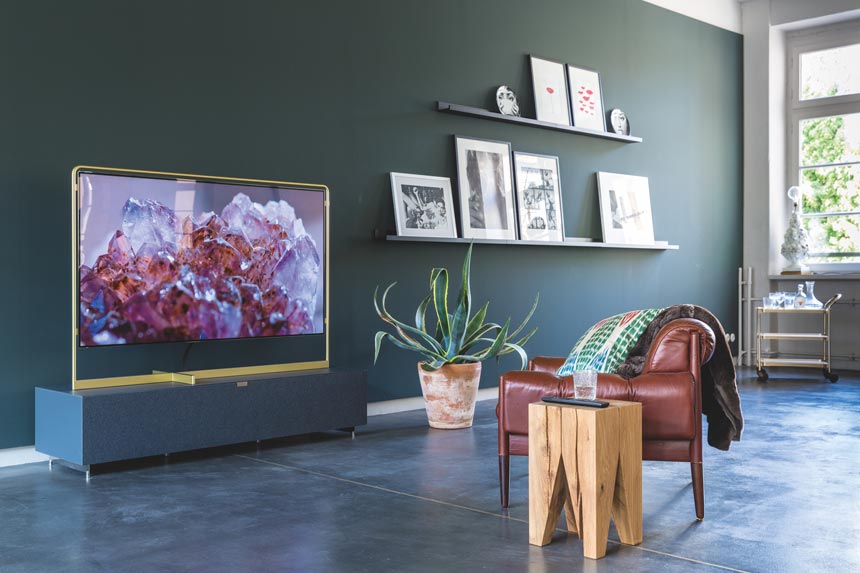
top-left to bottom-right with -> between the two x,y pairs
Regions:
557,308 -> 664,375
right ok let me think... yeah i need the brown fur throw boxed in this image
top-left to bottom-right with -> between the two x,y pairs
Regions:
617,304 -> 743,450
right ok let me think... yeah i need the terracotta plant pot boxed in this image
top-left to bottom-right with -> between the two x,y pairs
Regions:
417,362 -> 482,429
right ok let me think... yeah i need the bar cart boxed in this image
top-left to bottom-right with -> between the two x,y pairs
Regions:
756,293 -> 842,382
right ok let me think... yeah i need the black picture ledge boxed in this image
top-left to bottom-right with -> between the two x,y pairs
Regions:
385,235 -> 678,251
436,101 -> 643,143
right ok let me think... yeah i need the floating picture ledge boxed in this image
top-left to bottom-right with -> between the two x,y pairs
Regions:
385,235 -> 678,251
436,101 -> 643,143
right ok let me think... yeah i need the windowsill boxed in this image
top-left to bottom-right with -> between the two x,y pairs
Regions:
769,273 -> 860,281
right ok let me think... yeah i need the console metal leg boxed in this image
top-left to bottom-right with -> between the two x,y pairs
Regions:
49,458 -> 90,479
337,426 -> 356,440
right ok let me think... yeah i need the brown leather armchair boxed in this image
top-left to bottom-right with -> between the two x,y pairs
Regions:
497,318 -> 716,520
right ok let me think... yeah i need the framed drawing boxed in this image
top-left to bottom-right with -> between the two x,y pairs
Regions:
567,64 -> 606,131
596,172 -> 655,245
513,152 -> 564,242
530,55 -> 571,126
390,172 -> 457,238
454,136 -> 517,240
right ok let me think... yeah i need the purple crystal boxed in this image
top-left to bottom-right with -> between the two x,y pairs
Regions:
272,235 -> 320,309
221,193 -> 269,242
107,230 -> 134,266
121,197 -> 177,252
80,192 -> 320,344
263,200 -> 299,237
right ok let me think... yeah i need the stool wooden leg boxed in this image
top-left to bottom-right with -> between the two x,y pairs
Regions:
612,404 -> 643,545
563,495 -> 578,534
528,404 -> 567,546
578,409 -> 620,560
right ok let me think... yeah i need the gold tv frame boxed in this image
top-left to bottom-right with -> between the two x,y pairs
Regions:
72,166 -> 330,390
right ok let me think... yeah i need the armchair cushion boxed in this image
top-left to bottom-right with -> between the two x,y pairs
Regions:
556,309 -> 663,375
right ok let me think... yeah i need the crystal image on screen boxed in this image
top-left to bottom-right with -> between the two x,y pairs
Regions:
78,173 -> 325,347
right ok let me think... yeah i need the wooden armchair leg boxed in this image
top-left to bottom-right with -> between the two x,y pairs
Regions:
499,455 -> 510,508
691,462 -> 704,520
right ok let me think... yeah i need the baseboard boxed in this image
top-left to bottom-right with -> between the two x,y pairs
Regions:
367,386 -> 497,417
0,446 -> 49,468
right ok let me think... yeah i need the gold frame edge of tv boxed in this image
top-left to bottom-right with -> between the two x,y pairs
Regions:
71,165 -> 330,391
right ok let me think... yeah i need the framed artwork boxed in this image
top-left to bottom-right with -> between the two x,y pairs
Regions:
530,55 -> 571,126
390,172 -> 457,238
596,172 -> 655,245
567,64 -> 606,131
454,136 -> 517,240
513,152 -> 564,242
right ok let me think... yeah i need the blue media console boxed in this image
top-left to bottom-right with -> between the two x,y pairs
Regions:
35,368 -> 367,473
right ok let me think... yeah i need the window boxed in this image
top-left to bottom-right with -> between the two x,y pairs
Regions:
789,23 -> 860,269
800,43 -> 860,101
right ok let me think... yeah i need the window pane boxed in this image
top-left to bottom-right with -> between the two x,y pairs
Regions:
800,113 -> 860,167
800,164 -> 859,214
800,43 -> 860,100
803,214 -> 860,256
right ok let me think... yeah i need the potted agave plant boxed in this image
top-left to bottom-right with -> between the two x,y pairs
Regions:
373,245 -> 538,429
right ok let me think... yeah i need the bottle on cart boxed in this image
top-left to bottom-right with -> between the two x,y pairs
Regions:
805,280 -> 823,308
795,284 -> 806,308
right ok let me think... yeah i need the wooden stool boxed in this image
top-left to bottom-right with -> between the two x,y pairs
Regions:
528,400 -> 642,559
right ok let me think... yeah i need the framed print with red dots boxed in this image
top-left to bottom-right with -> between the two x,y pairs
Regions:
567,64 -> 606,132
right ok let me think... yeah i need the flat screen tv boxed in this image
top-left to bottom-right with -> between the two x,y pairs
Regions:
76,167 -> 326,348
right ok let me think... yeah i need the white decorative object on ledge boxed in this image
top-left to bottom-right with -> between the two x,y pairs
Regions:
781,186 -> 809,274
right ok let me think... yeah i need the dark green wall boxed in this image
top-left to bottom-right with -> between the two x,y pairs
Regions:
0,0 -> 742,448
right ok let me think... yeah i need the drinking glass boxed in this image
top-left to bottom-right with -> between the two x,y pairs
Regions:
769,292 -> 784,308
573,369 -> 598,400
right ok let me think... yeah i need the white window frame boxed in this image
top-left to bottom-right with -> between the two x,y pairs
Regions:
787,21 -> 860,271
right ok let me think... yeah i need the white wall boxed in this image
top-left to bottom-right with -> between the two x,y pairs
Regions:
741,0 -> 860,371
742,0 -> 773,309
770,0 -> 860,27
642,0 -> 742,32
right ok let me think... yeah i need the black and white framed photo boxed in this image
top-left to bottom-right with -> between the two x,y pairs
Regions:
513,152 -> 564,242
530,55 -> 571,126
454,136 -> 517,240
596,172 -> 654,245
390,172 -> 457,238
567,64 -> 606,131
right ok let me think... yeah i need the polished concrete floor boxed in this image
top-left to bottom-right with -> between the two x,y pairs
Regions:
1,368 -> 858,572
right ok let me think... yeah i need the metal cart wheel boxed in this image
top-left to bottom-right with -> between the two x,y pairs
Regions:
757,368 -> 769,382
824,368 -> 839,383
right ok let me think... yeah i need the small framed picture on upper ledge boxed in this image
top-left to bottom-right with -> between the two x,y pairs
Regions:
530,55 -> 572,126
567,64 -> 606,132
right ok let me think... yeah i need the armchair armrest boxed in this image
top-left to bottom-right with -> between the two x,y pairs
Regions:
642,318 -> 715,375
497,370 -> 566,438
528,356 -> 566,373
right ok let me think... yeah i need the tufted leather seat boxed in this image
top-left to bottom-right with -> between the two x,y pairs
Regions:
496,318 -> 716,519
